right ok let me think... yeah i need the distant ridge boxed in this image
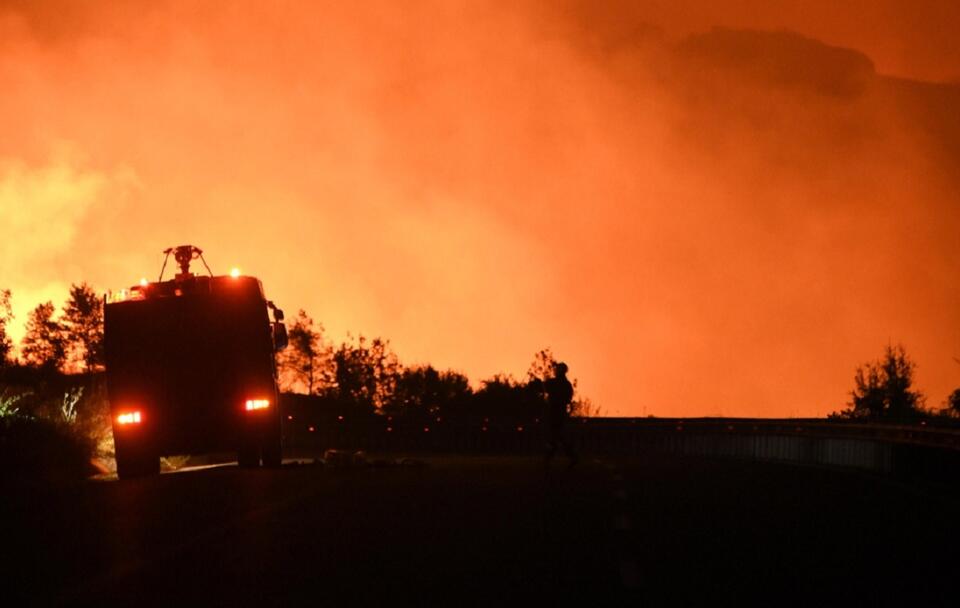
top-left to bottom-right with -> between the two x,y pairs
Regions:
678,27 -> 876,97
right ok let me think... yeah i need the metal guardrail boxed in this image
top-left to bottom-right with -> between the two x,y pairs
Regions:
572,418 -> 960,477
282,415 -> 960,452
576,417 -> 960,451
282,413 -> 960,482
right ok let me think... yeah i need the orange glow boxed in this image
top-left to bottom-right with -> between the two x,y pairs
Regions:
244,398 -> 270,411
3,2 -> 960,418
116,411 -> 142,425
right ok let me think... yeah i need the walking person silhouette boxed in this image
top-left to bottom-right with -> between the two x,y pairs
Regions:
544,361 -> 578,469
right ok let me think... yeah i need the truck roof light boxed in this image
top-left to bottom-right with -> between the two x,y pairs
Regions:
110,288 -> 145,303
230,268 -> 241,278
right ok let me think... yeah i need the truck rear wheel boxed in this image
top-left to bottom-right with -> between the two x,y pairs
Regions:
116,445 -> 160,480
237,445 -> 260,468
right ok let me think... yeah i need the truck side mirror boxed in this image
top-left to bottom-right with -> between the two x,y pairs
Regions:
273,322 -> 288,350
266,301 -> 285,322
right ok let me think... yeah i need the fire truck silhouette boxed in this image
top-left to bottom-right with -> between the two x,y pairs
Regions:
104,245 -> 288,479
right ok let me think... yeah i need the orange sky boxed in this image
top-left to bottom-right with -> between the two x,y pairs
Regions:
1,1 -> 958,417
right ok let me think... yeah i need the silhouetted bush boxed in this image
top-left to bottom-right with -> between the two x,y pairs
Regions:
1,366 -> 111,482
274,318 -> 597,428
384,365 -> 471,423
471,375 -> 543,426
0,414 -> 93,483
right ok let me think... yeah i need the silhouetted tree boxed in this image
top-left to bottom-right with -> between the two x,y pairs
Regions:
20,302 -> 67,372
472,374 -> 543,425
333,335 -> 399,415
944,388 -> 960,418
0,289 -> 12,366
62,283 -> 103,372
467,350 -> 598,426
527,348 -> 558,387
267,309 -> 606,424
849,363 -> 884,418
386,365 -> 472,421
278,310 -> 333,395
841,344 -> 925,421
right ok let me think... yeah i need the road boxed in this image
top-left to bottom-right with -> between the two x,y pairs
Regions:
4,454 -> 957,605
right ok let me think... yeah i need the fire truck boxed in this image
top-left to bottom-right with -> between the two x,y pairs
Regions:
104,245 -> 288,479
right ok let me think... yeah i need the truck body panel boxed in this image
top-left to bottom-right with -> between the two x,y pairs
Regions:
104,274 -> 283,475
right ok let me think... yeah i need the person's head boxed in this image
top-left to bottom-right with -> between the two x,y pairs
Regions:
553,361 -> 568,377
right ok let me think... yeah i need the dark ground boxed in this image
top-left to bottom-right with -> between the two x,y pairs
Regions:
3,454 -> 956,606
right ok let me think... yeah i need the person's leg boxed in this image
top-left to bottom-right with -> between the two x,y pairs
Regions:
545,424 -> 561,466
564,437 -> 578,469
545,437 -> 557,465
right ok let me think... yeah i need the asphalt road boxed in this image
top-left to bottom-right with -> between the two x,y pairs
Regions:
4,454 -> 957,606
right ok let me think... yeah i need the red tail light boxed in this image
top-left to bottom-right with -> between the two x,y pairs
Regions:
117,411 -> 142,425
245,399 -> 270,411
